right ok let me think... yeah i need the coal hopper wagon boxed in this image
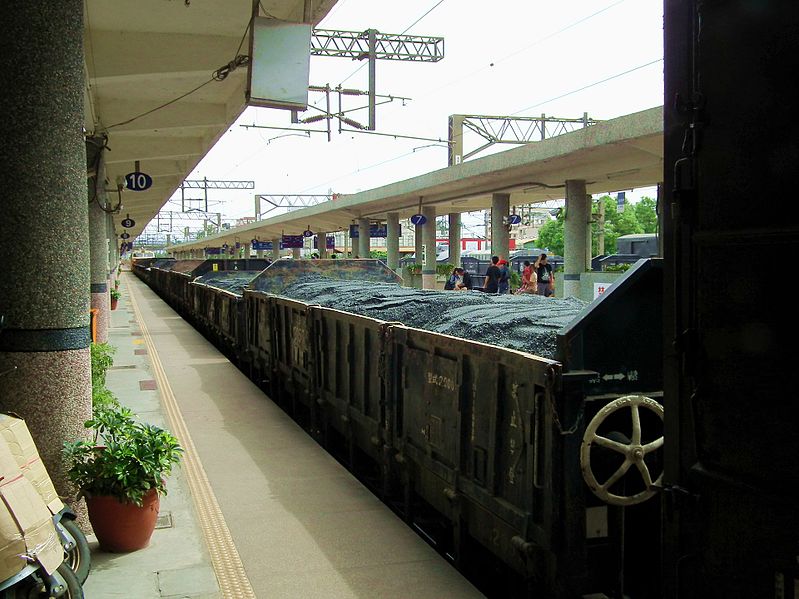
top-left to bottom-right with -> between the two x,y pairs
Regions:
133,257 -> 664,598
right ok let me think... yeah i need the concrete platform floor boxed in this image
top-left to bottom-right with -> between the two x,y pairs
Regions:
85,273 -> 483,598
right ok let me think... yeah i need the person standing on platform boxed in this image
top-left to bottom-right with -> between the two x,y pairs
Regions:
497,259 -> 511,294
516,260 -> 537,294
460,268 -> 473,290
483,256 -> 502,293
535,254 -> 555,297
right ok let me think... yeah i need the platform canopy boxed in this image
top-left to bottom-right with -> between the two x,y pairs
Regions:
85,0 -> 337,239
171,105 -> 663,250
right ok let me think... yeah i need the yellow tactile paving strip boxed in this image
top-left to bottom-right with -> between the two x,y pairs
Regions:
126,275 -> 257,599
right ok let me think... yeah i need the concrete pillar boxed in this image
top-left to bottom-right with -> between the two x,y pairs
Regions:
491,193 -> 510,260
272,238 -> 281,261
0,0 -> 92,505
88,141 -> 110,343
415,221 -> 424,266
448,213 -> 461,268
243,242 -> 251,268
256,249 -> 264,259
344,228 -> 350,257
421,206 -> 437,289
358,218 -> 370,258
317,232 -> 328,259
564,179 -> 590,298
292,247 -> 301,259
386,212 -> 400,271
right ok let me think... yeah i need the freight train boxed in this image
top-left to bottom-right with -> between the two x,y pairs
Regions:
133,257 -> 664,598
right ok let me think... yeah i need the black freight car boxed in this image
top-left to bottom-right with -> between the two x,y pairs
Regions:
135,258 -> 664,597
662,2 -> 799,597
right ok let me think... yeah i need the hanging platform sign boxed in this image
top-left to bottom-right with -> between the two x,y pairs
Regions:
120,216 -> 136,229
313,236 -> 336,250
281,234 -> 305,248
349,224 -> 395,238
120,232 -> 130,240
205,247 -> 222,255
410,214 -> 427,226
507,214 -> 522,225
124,172 -> 153,192
303,229 -> 314,238
251,240 -> 273,251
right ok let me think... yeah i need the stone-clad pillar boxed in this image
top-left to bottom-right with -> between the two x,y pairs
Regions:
358,218 -> 370,258
0,0 -> 92,503
88,139 -> 110,343
564,179 -> 590,299
386,212 -> 400,271
415,221 -> 424,266
448,213 -> 461,268
491,193 -> 510,260
317,232 -> 328,259
272,238 -> 281,261
421,206 -> 437,289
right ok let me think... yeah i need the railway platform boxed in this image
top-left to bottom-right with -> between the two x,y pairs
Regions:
85,272 -> 482,598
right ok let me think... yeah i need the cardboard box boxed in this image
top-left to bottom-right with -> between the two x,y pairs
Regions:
0,423 -> 64,578
0,415 -> 64,514
0,474 -> 63,577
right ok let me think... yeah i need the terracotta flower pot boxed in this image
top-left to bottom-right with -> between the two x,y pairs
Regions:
87,488 -> 160,552
110,297 -> 119,310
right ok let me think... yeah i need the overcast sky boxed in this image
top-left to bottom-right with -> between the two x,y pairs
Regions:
163,0 -> 664,227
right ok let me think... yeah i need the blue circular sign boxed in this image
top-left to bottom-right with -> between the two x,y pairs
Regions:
120,218 -> 135,228
508,214 -> 522,225
410,214 -> 427,226
303,229 -> 314,238
124,172 -> 153,192
120,232 -> 130,239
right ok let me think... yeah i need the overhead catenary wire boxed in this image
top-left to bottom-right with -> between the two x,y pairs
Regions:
510,58 -> 663,115
412,0 -> 629,102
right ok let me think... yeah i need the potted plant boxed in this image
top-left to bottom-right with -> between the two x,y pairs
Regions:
110,287 -> 121,310
63,406 -> 183,552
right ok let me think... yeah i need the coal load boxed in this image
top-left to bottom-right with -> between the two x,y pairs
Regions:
275,276 -> 586,359
195,271 -> 263,295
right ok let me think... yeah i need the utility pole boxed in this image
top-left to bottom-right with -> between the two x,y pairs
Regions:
597,196 -> 605,256
311,28 -> 445,131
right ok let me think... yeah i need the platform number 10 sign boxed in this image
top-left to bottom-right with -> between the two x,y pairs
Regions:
124,171 -> 153,192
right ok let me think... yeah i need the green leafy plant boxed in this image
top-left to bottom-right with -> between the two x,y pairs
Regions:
110,288 -> 121,301
405,263 -> 422,276
91,343 -> 115,389
90,342 -> 120,410
604,263 -> 633,273
63,406 -> 183,506
509,270 -> 522,291
436,263 -> 455,277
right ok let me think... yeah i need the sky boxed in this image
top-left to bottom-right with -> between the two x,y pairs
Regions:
158,0 -> 664,232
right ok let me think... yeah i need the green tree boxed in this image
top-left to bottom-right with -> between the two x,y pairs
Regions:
634,196 -> 658,233
591,195 -> 650,255
537,195 -> 658,258
535,212 -> 565,256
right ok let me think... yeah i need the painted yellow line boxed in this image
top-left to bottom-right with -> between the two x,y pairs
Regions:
132,339 -> 145,345
126,275 -> 257,599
